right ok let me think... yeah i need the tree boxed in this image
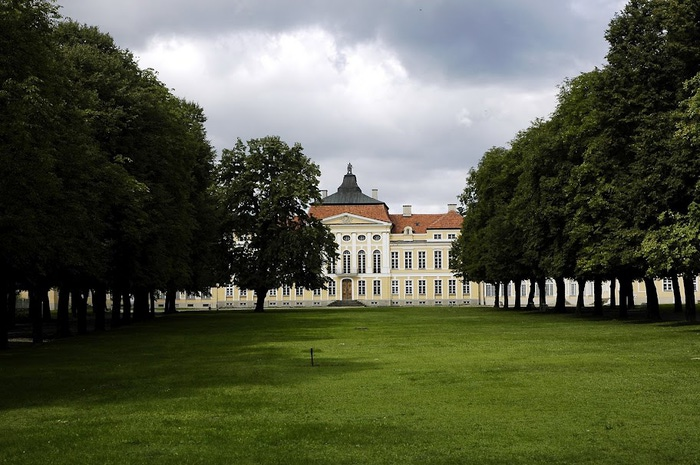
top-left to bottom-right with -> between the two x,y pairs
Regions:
217,136 -> 338,312
451,146 -> 529,308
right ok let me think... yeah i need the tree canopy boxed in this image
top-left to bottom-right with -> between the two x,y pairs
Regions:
217,136 -> 338,312
451,0 -> 700,320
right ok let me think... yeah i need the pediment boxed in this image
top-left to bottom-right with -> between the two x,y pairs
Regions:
323,212 -> 391,226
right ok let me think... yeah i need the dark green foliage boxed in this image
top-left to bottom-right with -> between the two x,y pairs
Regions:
0,2 -> 220,346
217,136 -> 338,312
453,0 -> 700,318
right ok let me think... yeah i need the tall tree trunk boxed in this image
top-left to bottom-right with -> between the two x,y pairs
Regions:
682,274 -> 696,322
122,291 -> 131,324
618,277 -> 629,319
111,287 -> 122,328
93,285 -> 106,331
254,289 -> 267,312
149,290 -> 156,318
593,277 -> 603,316
502,281 -> 509,309
672,275 -> 683,313
576,278 -> 586,315
493,282 -> 500,308
7,285 -> 16,329
537,277 -> 546,310
41,290 -> 51,322
133,289 -> 149,322
56,287 -> 71,338
74,288 -> 88,335
627,280 -> 635,309
643,277 -> 660,320
610,279 -> 617,309
29,286 -> 43,344
164,287 -> 177,314
527,277 -> 536,308
0,279 -> 8,350
514,279 -> 522,309
555,277 -> 566,312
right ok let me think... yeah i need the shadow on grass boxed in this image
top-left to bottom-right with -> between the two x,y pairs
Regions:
0,309 -> 381,413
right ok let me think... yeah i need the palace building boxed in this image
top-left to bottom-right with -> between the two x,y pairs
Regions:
169,166 -> 699,311
20,165 -> 700,311
211,164 -> 470,309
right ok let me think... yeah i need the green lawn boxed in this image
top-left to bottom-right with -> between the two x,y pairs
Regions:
2,306 -> 700,464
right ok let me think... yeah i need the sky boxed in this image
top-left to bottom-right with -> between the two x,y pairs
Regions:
58,0 -> 627,214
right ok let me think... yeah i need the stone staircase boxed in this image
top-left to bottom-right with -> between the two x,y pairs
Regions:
327,300 -> 366,307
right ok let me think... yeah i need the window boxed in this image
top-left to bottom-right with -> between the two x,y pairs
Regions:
485,283 -> 495,297
448,279 -> 456,295
418,251 -> 426,269
282,285 -> 291,297
313,288 -> 321,296
404,251 -> 413,269
343,250 -> 351,274
295,287 -> 303,297
434,279 -> 443,295
434,250 -> 442,269
240,289 -> 247,297
329,281 -> 336,296
391,280 -> 399,295
358,280 -> 366,296
404,226 -> 413,235
418,280 -> 426,295
447,233 -> 457,240
225,285 -> 234,297
662,277 -> 673,292
405,279 -> 413,295
391,251 -> 399,269
373,234 -> 381,241
373,250 -> 381,273
373,280 -> 381,296
358,250 -> 366,274
569,281 -> 578,296
342,235 -> 351,242
545,279 -> 554,296
357,234 -> 366,241
521,283 -> 528,297
462,281 -> 470,295
433,233 -> 442,240
269,288 -> 277,297
328,259 -> 336,274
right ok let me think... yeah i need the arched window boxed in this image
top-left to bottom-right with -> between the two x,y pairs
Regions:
342,250 -> 351,274
404,226 -> 413,235
373,250 -> 381,273
357,250 -> 366,274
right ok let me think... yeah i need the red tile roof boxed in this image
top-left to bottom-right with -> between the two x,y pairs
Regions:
309,204 -> 392,223
310,203 -> 463,233
389,210 -> 463,234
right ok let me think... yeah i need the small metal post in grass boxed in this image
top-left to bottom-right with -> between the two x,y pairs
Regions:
310,348 -> 315,367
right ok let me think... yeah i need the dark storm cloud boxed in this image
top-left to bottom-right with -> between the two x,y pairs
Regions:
57,0 -> 626,212
59,0 -> 618,83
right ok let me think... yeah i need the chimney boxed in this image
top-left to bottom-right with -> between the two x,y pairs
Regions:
320,190 -> 327,198
402,205 -> 412,217
447,203 -> 457,212
371,188 -> 378,199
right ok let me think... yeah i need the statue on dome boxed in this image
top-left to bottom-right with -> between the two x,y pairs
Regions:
347,162 -> 353,174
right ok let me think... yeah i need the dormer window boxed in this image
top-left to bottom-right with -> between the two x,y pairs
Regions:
433,233 -> 442,240
404,226 -> 413,235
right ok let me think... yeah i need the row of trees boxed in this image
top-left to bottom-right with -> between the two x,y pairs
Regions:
0,0 -> 222,346
1,1 -> 338,348
451,0 -> 700,321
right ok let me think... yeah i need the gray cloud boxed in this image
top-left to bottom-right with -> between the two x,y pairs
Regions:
58,0 -> 626,213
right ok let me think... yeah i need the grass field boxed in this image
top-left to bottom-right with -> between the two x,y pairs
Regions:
1,306 -> 700,464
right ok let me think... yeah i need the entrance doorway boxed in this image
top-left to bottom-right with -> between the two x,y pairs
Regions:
342,279 -> 352,301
